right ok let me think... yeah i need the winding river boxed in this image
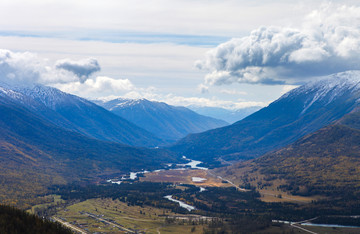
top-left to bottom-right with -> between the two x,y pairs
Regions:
106,156 -> 208,211
164,195 -> 196,211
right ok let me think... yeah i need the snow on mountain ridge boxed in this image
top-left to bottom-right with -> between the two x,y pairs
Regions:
113,98 -> 145,109
105,98 -> 174,112
278,71 -> 360,114
0,86 -> 23,100
283,71 -> 360,99
14,84 -> 91,110
0,81 -> 96,113
0,84 -> 48,110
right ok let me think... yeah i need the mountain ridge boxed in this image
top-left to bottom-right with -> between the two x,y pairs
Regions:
0,83 -> 163,147
171,71 -> 360,162
94,97 -> 228,141
216,109 -> 360,198
0,85 -> 179,207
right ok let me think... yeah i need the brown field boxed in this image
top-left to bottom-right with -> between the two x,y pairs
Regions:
140,169 -> 232,188
213,165 -> 320,203
258,189 -> 319,203
140,168 -> 316,203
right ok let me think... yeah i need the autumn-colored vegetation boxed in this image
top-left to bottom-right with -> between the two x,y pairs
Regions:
218,118 -> 360,201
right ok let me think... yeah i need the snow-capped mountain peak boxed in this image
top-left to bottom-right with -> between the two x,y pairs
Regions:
0,81 -> 163,147
282,71 -> 360,99
279,70 -> 360,115
0,86 -> 23,100
15,84 -> 91,110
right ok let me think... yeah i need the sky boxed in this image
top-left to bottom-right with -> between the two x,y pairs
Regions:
1,0 -> 360,109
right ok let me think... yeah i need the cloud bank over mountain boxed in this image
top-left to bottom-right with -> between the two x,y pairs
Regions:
0,49 -> 102,85
0,49 -> 45,85
0,48 -> 265,109
197,4 -> 360,86
0,49 -> 130,93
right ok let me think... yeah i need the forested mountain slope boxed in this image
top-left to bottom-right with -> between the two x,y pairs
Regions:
95,98 -> 228,141
0,83 -> 163,147
171,71 -> 360,162
0,94 -> 177,208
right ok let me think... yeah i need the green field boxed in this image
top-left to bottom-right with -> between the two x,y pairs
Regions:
55,198 -> 207,233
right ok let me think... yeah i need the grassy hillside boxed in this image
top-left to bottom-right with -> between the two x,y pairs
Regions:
254,124 -> 360,196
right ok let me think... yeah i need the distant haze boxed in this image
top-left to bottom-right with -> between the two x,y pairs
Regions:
189,106 -> 262,124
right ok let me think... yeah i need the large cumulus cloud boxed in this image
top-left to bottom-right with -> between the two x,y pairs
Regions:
0,49 -> 45,85
197,4 -> 360,85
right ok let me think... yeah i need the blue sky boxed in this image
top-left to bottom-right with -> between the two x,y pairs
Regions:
0,30 -> 230,46
1,0 -> 360,109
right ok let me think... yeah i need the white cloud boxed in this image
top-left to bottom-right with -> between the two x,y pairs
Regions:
198,84 -> 209,94
0,49 -> 100,86
97,86 -> 267,110
156,94 -> 267,110
0,29 -> 310,107
197,3 -> 360,86
55,58 -> 100,83
54,76 -> 134,98
86,82 -> 266,110
0,36 -> 209,92
220,89 -> 247,95
0,0 -> 323,37
0,49 -> 44,85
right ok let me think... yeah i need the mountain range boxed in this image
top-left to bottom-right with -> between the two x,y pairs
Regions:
94,98 -> 228,141
0,83 -> 163,147
171,71 -> 360,162
3,70 -> 360,209
0,84 -> 179,207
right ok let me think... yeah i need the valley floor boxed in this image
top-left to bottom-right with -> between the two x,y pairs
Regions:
54,198 -> 209,234
51,197 -> 360,234
23,159 -> 360,234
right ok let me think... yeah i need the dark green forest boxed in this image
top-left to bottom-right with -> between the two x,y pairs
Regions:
0,204 -> 71,234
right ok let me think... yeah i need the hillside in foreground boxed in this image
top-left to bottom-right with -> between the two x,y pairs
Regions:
215,110 -> 360,198
0,204 -> 71,234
